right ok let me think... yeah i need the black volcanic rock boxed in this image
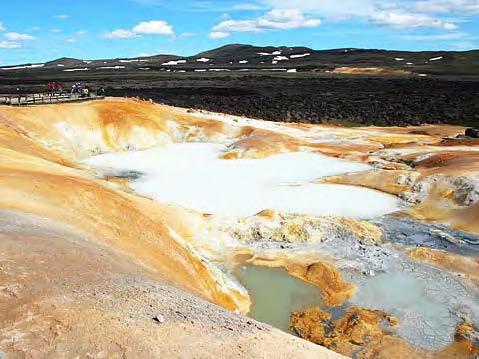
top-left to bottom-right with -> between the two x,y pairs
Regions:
101,77 -> 479,127
465,128 -> 479,138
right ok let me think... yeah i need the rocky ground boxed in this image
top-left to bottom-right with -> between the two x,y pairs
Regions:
1,98 -> 478,358
0,209 -> 341,359
2,74 -> 479,127
105,76 -> 479,126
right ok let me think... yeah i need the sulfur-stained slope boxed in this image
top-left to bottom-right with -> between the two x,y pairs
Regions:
1,97 -> 478,358
0,99 -> 251,313
0,209 -> 344,358
0,98 -> 234,162
0,148 -> 249,311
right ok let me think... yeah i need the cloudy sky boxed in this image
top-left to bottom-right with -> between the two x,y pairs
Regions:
0,0 -> 477,65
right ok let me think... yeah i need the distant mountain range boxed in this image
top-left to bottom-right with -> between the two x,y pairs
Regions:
1,44 -> 479,76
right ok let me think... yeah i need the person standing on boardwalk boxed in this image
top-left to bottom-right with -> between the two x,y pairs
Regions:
16,86 -> 21,105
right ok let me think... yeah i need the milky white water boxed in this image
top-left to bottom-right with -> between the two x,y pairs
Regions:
85,143 -> 400,218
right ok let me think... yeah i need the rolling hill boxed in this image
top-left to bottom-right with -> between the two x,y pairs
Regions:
1,44 -> 478,76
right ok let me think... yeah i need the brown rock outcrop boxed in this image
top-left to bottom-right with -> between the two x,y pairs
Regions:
291,306 -> 478,358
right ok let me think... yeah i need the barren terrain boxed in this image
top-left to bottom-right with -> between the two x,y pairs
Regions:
0,98 -> 478,358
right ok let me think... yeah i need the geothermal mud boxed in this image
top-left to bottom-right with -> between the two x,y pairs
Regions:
0,98 -> 478,357
84,142 -> 399,218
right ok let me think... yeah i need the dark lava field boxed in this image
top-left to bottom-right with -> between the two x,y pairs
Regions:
105,75 -> 479,127
1,44 -> 479,126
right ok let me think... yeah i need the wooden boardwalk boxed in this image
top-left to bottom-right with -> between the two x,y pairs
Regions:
0,93 -> 105,106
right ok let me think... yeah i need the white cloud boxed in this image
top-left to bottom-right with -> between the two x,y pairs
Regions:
370,11 -> 458,30
76,30 -> 87,35
105,29 -> 138,39
260,0 -> 477,17
210,31 -> 230,39
105,20 -> 174,39
0,21 -> 4,31
4,32 -> 36,41
210,9 -> 321,38
260,0 -> 376,17
132,20 -> 173,35
0,41 -> 21,48
415,0 -> 479,14
55,14 -> 70,19
257,0 -> 472,32
51,28 -> 62,33
66,37 -> 76,43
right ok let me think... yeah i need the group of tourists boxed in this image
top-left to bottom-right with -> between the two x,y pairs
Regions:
44,81 -> 105,98
47,81 -> 63,95
71,82 -> 89,96
70,83 -> 105,97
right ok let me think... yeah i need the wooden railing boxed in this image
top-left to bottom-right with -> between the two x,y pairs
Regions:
0,93 -> 104,106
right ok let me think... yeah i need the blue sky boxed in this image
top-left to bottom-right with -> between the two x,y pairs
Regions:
0,0 -> 478,65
